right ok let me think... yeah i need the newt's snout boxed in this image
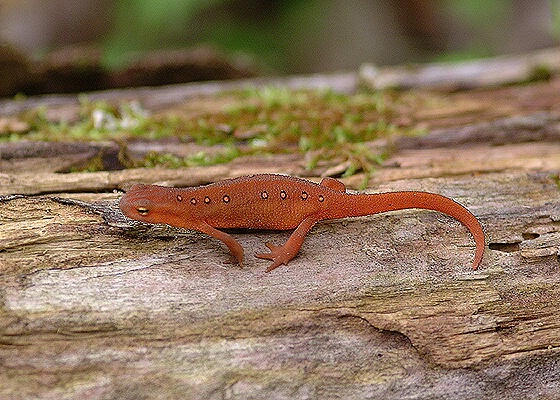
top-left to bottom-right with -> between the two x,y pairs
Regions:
119,187 -> 154,220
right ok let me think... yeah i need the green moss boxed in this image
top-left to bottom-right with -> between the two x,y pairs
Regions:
213,87 -> 415,179
12,97 -> 158,142
6,87 -> 423,176
550,173 -> 560,190
141,146 -> 240,169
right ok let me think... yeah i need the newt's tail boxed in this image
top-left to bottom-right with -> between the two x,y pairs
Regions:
342,191 -> 485,270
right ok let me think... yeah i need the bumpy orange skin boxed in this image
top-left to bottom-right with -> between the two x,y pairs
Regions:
119,174 -> 485,272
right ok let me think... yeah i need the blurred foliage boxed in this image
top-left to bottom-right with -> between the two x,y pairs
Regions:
102,0 -> 557,71
436,0 -> 514,61
103,0 -> 322,70
553,0 -> 560,39
104,0 -> 220,67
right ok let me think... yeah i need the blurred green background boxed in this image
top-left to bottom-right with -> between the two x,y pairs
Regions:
1,0 -> 558,74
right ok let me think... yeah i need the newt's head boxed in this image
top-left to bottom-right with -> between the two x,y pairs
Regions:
119,184 -> 182,226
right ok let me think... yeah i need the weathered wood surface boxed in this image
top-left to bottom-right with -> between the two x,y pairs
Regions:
2,58 -> 560,399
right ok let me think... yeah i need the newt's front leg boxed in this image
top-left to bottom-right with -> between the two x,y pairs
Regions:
256,216 -> 320,272
196,222 -> 245,265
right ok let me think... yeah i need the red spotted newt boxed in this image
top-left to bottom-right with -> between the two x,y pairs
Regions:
119,174 -> 485,272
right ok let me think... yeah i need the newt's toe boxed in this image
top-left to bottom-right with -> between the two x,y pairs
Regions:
265,260 -> 284,273
255,242 -> 292,272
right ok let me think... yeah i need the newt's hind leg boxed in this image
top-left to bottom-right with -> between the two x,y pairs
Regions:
256,216 -> 320,272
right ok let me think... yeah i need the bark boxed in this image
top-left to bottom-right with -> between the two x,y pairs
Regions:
2,50 -> 560,399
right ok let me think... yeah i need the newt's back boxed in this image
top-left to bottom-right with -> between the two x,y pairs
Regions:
119,174 -> 340,231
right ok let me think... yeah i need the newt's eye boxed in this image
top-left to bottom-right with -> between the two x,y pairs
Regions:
136,207 -> 150,216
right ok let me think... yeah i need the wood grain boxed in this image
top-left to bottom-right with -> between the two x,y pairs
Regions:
2,54 -> 560,399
